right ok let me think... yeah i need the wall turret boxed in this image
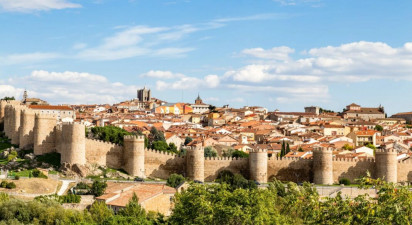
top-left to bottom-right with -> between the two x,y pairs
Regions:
33,114 -> 57,155
313,147 -> 333,185
249,148 -> 268,183
186,146 -> 205,182
11,106 -> 23,145
60,123 -> 86,165
375,147 -> 397,183
124,135 -> 145,177
0,100 -> 6,124
4,105 -> 13,137
19,109 -> 35,150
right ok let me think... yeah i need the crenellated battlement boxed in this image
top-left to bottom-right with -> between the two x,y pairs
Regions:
332,157 -> 375,163
124,135 -> 145,141
205,157 -> 248,161
249,148 -> 267,153
85,138 -> 122,148
375,148 -> 397,154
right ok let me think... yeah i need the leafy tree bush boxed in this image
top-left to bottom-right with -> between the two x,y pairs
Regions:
166,174 -> 185,188
231,150 -> 249,158
91,180 -> 107,197
60,193 -> 81,203
339,178 -> 351,185
14,175 -> 19,180
90,126 -> 132,145
5,182 -> 16,189
0,181 -> 7,188
215,170 -> 257,191
375,125 -> 383,131
204,146 -> 217,157
31,169 -> 48,178
36,152 -> 61,168
184,137 -> 193,146
150,127 -> 165,142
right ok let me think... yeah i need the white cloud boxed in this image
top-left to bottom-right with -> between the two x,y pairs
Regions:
236,41 -> 412,83
0,52 -> 61,65
0,0 -> 81,12
5,70 -> 138,104
0,85 -> 24,99
273,0 -> 322,7
213,13 -> 290,23
224,64 -> 320,83
156,74 -> 220,90
242,46 -> 294,61
140,70 -> 185,79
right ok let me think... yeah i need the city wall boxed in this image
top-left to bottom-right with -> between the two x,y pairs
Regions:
2,101 -> 412,184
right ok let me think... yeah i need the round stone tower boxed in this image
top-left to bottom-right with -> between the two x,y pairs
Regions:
375,147 -> 397,183
11,106 -> 23,145
19,109 -> 35,150
249,148 -> 268,183
33,114 -> 57,155
186,146 -> 205,182
124,135 -> 145,178
4,105 -> 12,137
61,123 -> 86,165
313,146 -> 334,185
0,101 -> 6,125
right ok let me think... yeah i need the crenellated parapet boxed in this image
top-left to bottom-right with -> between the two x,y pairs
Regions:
313,146 -> 333,185
375,147 -> 397,183
249,148 -> 268,183
186,146 -> 205,182
123,135 -> 145,177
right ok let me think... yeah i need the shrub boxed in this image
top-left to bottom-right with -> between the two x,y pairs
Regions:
91,180 -> 107,197
166,174 -> 185,188
60,193 -> 81,203
31,169 -> 48,179
231,150 -> 249,158
6,182 -> 16,189
75,182 -> 90,190
14,175 -> 19,180
0,181 -> 8,188
339,178 -> 351,186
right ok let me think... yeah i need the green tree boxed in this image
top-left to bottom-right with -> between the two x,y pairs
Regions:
151,141 -> 169,152
150,127 -> 166,142
184,137 -> 193,146
204,146 -> 217,157
286,143 -> 290,154
375,125 -> 383,131
168,142 -> 178,153
231,150 -> 249,158
91,180 -> 107,197
89,201 -> 113,222
1,97 -> 15,101
166,173 -> 185,188
90,126 -> 132,145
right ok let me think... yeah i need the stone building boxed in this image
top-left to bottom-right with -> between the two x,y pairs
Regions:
137,87 -> 151,102
343,103 -> 385,121
191,94 -> 210,114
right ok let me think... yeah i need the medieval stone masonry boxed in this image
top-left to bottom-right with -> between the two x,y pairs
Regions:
0,100 -> 410,184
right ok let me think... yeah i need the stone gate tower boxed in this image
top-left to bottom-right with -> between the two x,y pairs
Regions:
11,106 -> 23,145
249,148 -> 268,183
313,146 -> 333,185
375,147 -> 397,183
124,135 -> 145,178
186,146 -> 204,182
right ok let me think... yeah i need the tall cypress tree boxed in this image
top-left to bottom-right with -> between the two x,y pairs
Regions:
281,141 -> 285,157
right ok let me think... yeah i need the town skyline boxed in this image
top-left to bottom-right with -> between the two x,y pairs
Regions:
1,0 -> 412,115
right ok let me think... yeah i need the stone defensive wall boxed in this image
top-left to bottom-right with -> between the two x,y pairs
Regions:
2,101 -> 412,184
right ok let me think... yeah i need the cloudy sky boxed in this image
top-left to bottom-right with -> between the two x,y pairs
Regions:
0,0 -> 411,115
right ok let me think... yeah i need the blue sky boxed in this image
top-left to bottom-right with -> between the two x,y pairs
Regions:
0,0 -> 412,115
